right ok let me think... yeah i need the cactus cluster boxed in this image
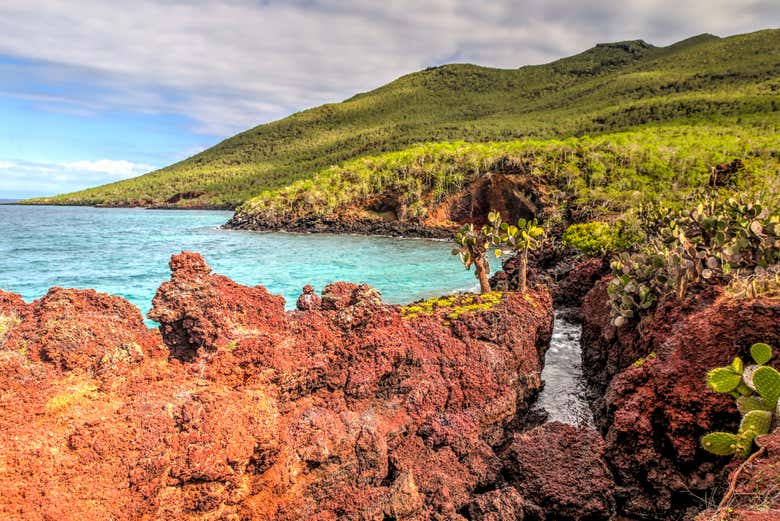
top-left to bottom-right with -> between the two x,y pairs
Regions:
452,211 -> 545,294
701,343 -> 780,458
608,193 -> 779,326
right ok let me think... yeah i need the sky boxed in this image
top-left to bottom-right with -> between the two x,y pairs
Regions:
0,1 -> 778,199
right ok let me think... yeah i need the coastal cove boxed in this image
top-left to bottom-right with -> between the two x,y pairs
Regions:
0,205 -> 485,317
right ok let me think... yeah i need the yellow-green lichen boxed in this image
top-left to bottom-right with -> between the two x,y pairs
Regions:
632,351 -> 657,367
0,314 -> 21,347
401,292 -> 504,321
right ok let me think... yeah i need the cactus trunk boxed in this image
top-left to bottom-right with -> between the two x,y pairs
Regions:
475,257 -> 491,294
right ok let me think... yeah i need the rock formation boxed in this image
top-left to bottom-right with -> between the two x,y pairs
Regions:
581,281 -> 780,519
0,252 -> 589,520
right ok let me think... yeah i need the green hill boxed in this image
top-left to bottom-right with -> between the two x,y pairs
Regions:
27,28 -> 780,209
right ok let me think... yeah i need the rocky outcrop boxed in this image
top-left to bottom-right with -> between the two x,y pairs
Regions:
501,422 -> 616,519
581,281 -> 780,519
2,286 -> 162,372
0,252 -> 556,520
227,171 -> 546,238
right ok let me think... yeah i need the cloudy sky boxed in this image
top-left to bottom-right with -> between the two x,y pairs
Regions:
0,1 -> 778,198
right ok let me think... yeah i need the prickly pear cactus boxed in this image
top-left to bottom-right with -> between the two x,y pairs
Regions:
751,342 -> 773,365
753,366 -> 780,408
736,395 -> 774,414
735,410 -> 773,458
706,365 -> 742,393
701,342 -> 777,458
701,432 -> 738,456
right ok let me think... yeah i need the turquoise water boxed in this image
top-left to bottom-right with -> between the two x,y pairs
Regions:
0,205 -> 483,317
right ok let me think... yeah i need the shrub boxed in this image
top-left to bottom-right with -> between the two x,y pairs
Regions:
608,192 -> 780,326
562,221 -> 637,256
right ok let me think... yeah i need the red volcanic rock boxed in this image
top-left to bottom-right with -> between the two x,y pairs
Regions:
466,487 -> 531,520
2,286 -> 161,372
502,421 -> 616,519
149,251 -> 288,360
554,256 -> 609,308
581,281 -> 780,519
296,284 -> 322,311
0,253 -> 555,520
0,289 -> 29,318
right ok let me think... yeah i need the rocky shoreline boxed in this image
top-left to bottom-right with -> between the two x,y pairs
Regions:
0,251 -> 778,520
224,213 -> 456,239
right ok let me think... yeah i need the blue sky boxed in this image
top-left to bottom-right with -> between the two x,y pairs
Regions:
1,0 -> 778,199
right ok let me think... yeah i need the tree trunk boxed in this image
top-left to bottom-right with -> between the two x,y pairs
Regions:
519,248 -> 528,293
475,256 -> 491,294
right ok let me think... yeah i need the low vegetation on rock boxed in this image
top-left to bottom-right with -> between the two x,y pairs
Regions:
607,191 -> 780,327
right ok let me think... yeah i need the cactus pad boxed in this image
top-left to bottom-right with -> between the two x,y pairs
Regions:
753,366 -> 780,408
750,342 -> 773,365
736,395 -> 774,414
735,410 -> 773,457
707,367 -> 742,393
731,356 -> 744,374
701,432 -> 737,456
739,409 -> 773,436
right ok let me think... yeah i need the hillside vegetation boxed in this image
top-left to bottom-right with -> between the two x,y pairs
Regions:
232,125 -> 780,230
27,29 -> 780,210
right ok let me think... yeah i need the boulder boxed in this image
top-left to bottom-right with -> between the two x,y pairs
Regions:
2,286 -> 161,371
502,422 -> 616,520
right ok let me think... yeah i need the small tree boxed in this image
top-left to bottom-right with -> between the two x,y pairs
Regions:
496,216 -> 545,293
452,220 -> 500,294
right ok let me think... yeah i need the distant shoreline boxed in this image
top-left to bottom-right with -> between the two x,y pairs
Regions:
4,201 -> 233,212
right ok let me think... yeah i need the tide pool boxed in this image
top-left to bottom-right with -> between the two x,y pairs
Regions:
0,205 -> 485,317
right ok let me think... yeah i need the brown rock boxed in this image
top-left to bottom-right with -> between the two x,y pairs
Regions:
502,421 -> 616,520
581,280 -> 780,519
2,286 -> 160,371
296,284 -> 322,311
0,253 -> 555,520
467,487 -> 529,521
149,251 -> 288,360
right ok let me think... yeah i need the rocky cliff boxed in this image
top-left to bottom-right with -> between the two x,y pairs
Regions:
581,279 -> 780,519
0,252 -> 621,520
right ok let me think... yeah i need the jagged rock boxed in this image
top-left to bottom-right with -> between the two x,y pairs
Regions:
502,422 -> 616,520
1,286 -> 161,371
581,281 -> 780,519
0,253 -> 554,520
466,487 -> 532,520
296,284 -> 322,310
149,251 -> 288,360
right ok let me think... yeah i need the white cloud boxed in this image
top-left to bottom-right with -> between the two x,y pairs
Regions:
63,160 -> 155,177
0,159 -> 157,198
0,1 -> 776,138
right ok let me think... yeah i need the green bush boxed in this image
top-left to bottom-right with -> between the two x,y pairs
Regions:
562,221 -> 637,256
608,192 -> 780,326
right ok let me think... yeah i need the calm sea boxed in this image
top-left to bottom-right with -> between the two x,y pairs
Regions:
0,205 -> 481,317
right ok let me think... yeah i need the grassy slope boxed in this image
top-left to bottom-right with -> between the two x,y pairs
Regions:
29,29 -> 780,209
238,125 -> 780,228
